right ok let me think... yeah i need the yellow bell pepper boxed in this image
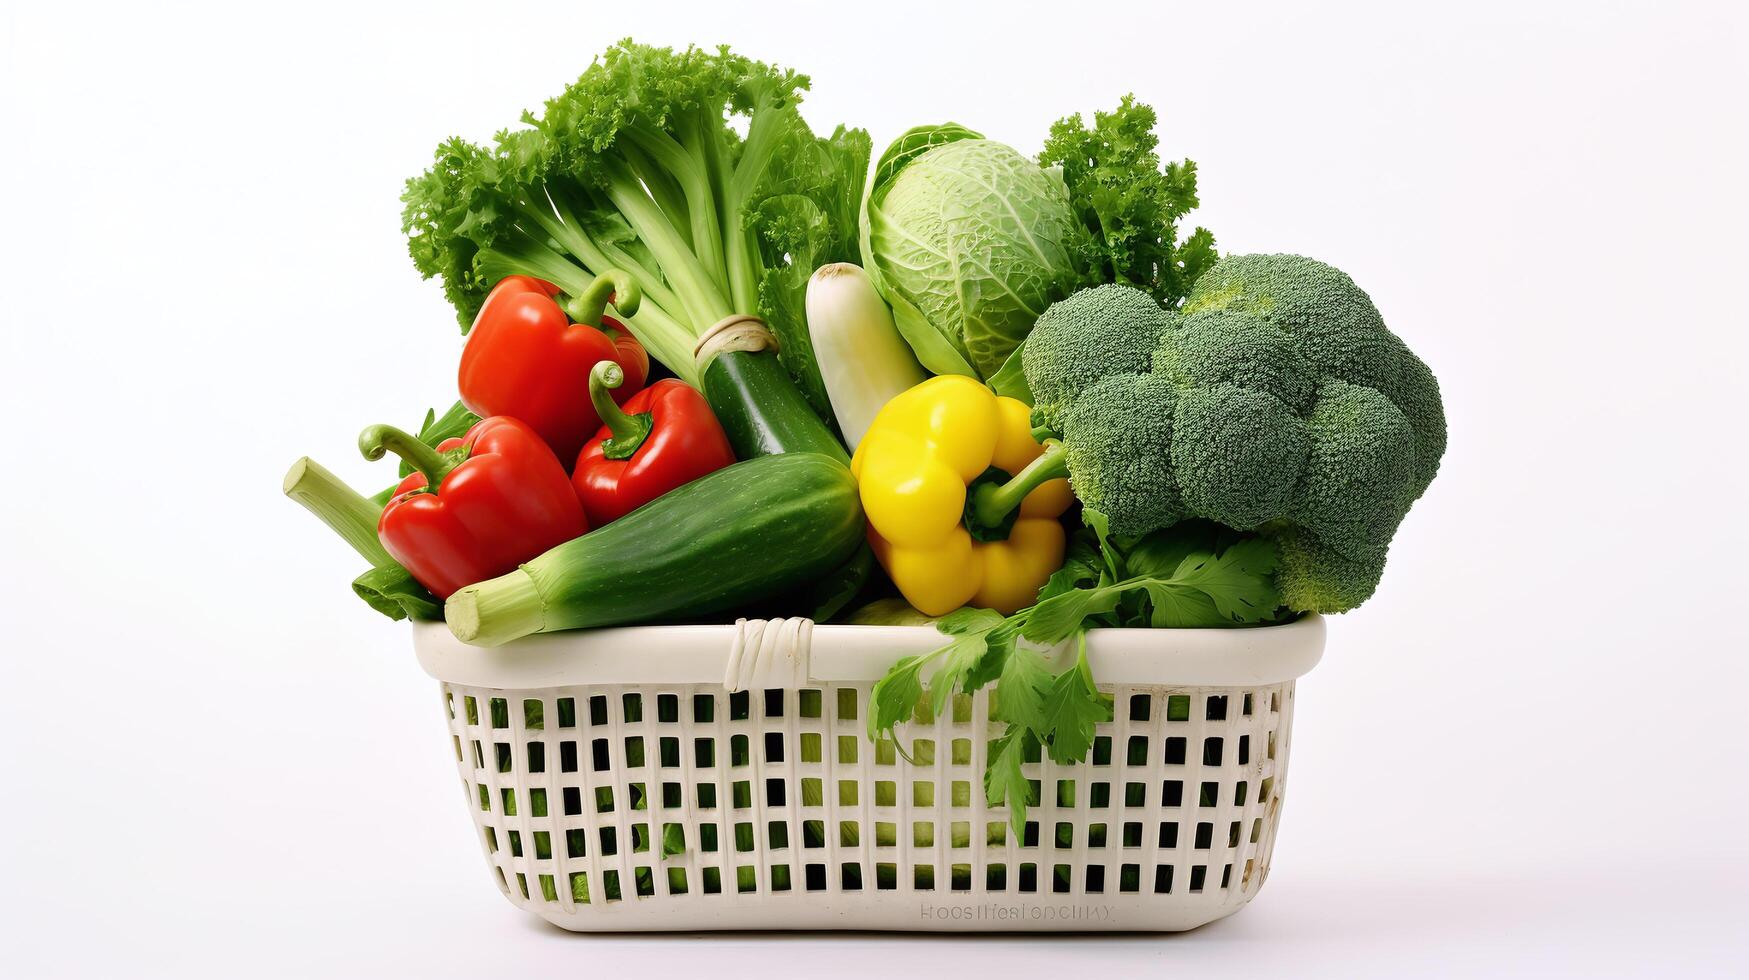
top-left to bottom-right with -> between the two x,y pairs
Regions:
851,375 -> 1073,615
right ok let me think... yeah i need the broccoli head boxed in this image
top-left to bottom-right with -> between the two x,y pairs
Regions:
1023,283 -> 1175,431
1018,255 -> 1445,613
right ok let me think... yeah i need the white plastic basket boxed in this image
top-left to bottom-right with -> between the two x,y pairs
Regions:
412,615 -> 1324,932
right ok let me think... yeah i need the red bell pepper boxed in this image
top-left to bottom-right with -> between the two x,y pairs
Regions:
360,416 -> 587,599
458,271 -> 650,464
571,361 -> 738,526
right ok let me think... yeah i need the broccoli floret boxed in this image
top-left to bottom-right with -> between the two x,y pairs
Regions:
1057,373 -> 1186,535
1016,254 -> 1446,613
1023,284 -> 1174,431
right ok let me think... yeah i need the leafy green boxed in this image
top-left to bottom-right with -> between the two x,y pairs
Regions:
868,517 -> 1288,830
1040,95 -> 1217,309
401,39 -> 868,402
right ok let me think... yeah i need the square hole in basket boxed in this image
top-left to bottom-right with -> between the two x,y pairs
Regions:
1166,695 -> 1190,722
490,697 -> 508,728
1127,736 -> 1149,766
694,738 -> 716,768
1206,695 -> 1227,721
630,823 -> 651,854
769,822 -> 789,850
556,697 -> 577,728
1086,864 -> 1106,893
539,874 -> 558,902
484,826 -> 498,853
1162,736 -> 1186,766
1155,866 -> 1174,894
523,699 -> 543,730
624,736 -> 646,768
912,739 -> 936,765
1018,863 -> 1038,892
839,780 -> 859,806
514,872 -> 528,900
1229,821 -> 1243,848
799,689 -> 823,718
801,777 -> 823,807
952,738 -> 972,765
876,822 -> 897,847
876,781 -> 896,806
1125,782 -> 1147,807
700,824 -> 719,853
501,788 -> 518,816
697,784 -> 717,809
764,689 -> 785,718
508,830 -> 523,857
588,695 -> 607,726
534,830 -> 551,860
1120,864 -> 1141,892
563,787 -> 582,816
1088,823 -> 1108,848
986,822 -> 1007,847
837,688 -> 858,721
526,742 -> 545,773
591,738 -> 610,772
622,693 -> 643,723
604,870 -> 624,901
635,869 -> 655,898
656,693 -> 678,723
566,828 -> 587,858
1092,735 -> 1113,766
841,863 -> 863,890
475,783 -> 489,812
1221,863 -> 1233,889
950,820 -> 970,848
493,742 -> 511,773
876,863 -> 897,890
730,734 -> 750,767
987,864 -> 1007,891
1023,822 -> 1040,848
693,694 -> 715,723
595,787 -> 614,813
1189,865 -> 1207,893
952,693 -> 973,724
729,691 -> 750,721
660,737 -> 680,768
1200,782 -> 1220,807
1056,779 -> 1075,807
570,872 -> 590,904
1090,782 -> 1111,809
1238,734 -> 1250,765
766,778 -> 786,807
914,781 -> 935,807
737,867 -> 757,893
1243,693 -> 1254,716
1123,822 -> 1143,848
1054,823 -> 1073,848
806,863 -> 828,890
702,867 -> 722,894
667,867 -> 688,895
840,820 -> 860,847
764,732 -> 785,763
838,735 -> 859,764
560,741 -> 578,773
803,819 -> 825,848
800,733 -> 821,763
952,781 -> 971,807
1195,822 -> 1213,849
952,864 -> 973,891
599,827 -> 617,856
913,822 -> 934,847
1235,781 -> 1248,806
875,740 -> 896,766
914,865 -> 935,890
734,822 -> 755,852
1268,731 -> 1278,761
1128,693 -> 1151,721
471,740 -> 484,769
732,781 -> 751,809
1162,780 -> 1184,807
1252,818 -> 1264,843
1203,737 -> 1223,766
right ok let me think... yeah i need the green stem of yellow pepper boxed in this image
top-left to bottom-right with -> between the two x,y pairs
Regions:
969,440 -> 1069,530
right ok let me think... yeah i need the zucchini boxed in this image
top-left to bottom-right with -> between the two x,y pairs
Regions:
446,453 -> 865,646
702,348 -> 849,464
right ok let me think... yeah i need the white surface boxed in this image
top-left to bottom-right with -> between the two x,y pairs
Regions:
2,0 -> 1746,976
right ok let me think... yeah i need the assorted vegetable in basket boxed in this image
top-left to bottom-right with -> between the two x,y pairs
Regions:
286,39 -> 1446,832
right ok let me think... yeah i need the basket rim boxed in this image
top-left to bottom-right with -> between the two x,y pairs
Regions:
413,615 -> 1324,690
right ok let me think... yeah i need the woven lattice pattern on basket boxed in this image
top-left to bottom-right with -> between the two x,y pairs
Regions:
440,679 -> 1295,926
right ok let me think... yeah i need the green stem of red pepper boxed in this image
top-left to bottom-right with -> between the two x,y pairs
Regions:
588,362 -> 655,461
563,269 -> 643,327
358,424 -> 466,491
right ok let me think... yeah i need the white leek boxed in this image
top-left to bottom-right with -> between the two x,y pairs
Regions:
805,263 -> 928,450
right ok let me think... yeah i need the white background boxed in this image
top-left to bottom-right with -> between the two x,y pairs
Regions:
3,1 -> 1747,976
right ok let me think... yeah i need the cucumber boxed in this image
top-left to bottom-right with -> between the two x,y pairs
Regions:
701,348 -> 850,463
446,453 -> 865,646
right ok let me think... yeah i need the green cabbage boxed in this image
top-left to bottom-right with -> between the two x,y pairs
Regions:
859,125 -> 1080,379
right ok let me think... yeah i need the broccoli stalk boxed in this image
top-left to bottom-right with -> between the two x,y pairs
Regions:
402,41 -> 872,440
